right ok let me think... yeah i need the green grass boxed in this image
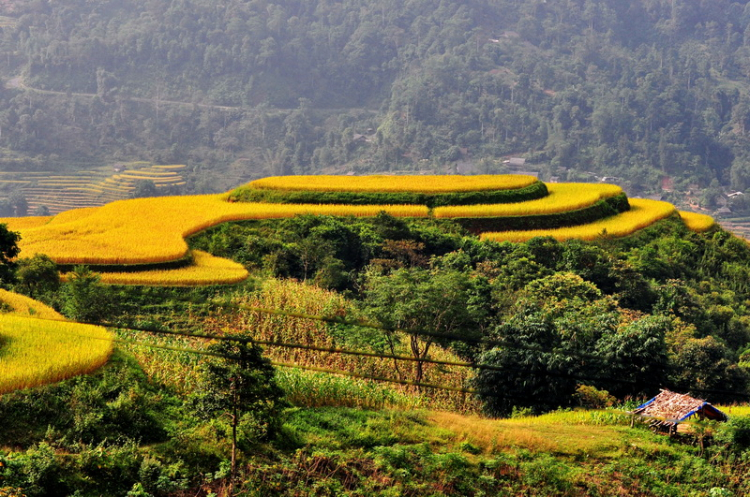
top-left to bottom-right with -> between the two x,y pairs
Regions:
254,407 -> 744,496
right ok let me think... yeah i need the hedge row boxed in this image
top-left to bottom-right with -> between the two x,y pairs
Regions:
228,181 -> 549,207
57,252 -> 194,274
454,194 -> 630,233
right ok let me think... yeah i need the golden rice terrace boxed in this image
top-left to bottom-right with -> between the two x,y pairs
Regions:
0,174 -> 715,287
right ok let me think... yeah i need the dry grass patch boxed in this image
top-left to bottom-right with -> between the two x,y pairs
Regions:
427,411 -> 626,457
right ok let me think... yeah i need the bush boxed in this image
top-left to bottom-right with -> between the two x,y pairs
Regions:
575,384 -> 616,409
228,181 -> 549,207
454,194 -> 629,232
714,416 -> 750,452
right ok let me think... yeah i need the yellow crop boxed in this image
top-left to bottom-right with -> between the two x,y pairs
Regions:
81,250 -> 249,286
434,183 -> 623,218
10,195 -> 428,265
0,289 -> 114,394
679,211 -> 715,232
121,171 -> 178,177
0,216 -> 52,230
120,174 -> 180,181
248,174 -> 538,193
481,199 -> 676,243
0,288 -> 66,319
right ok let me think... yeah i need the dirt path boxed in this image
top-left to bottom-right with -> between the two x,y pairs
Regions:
4,73 -> 377,114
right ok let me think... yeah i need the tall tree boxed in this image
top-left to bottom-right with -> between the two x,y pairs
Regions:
0,224 -> 20,287
191,335 -> 283,491
362,267 -> 483,386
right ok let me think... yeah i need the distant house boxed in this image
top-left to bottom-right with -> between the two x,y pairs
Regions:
633,389 -> 728,435
504,157 -> 526,168
661,177 -> 674,191
716,206 -> 732,216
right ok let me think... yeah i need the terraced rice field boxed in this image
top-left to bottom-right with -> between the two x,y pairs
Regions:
0,163 -> 186,214
0,175 -> 721,394
70,250 -> 249,286
0,289 -> 114,394
480,199 -> 677,242
249,174 -> 538,193
2,196 -> 428,266
678,211 -> 716,232
433,183 -> 623,218
0,176 -> 715,287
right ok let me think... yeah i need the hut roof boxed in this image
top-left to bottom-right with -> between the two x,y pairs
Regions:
634,389 -> 727,426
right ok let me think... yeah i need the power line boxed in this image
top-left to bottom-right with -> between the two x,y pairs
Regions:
11,311 -> 750,401
32,314 -> 647,387
53,329 -> 737,427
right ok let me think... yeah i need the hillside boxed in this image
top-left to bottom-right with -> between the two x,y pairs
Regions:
1,1 -> 750,210
0,173 -> 750,494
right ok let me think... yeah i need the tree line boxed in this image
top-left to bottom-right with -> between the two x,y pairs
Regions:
2,1 -> 750,192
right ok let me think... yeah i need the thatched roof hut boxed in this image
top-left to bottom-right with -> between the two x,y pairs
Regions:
633,389 -> 727,432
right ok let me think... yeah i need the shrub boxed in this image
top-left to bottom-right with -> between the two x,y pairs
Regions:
714,416 -> 750,452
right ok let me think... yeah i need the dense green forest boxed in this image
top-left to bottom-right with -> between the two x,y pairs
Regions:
3,1 -> 750,196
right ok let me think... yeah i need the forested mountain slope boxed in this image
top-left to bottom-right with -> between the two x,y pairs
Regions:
1,0 -> 750,197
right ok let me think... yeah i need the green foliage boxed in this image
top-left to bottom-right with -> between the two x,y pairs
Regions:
454,194 -> 629,232
474,311 -> 579,416
594,316 -> 670,398
362,266 -> 486,381
60,266 -> 114,323
275,369 -> 419,410
0,351 -> 167,447
0,224 -> 20,288
191,337 -> 284,442
14,254 -> 60,299
574,384 -> 616,409
229,181 -> 549,207
714,416 -> 750,453
669,336 -> 750,402
190,214 -> 464,291
132,180 -> 158,199
3,0 -> 750,190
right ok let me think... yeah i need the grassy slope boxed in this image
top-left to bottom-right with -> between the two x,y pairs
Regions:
111,280 -> 747,496
245,407 -> 740,496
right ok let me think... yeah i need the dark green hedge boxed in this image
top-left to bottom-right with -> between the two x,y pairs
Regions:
228,181 -> 549,207
57,253 -> 194,274
453,194 -> 630,233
